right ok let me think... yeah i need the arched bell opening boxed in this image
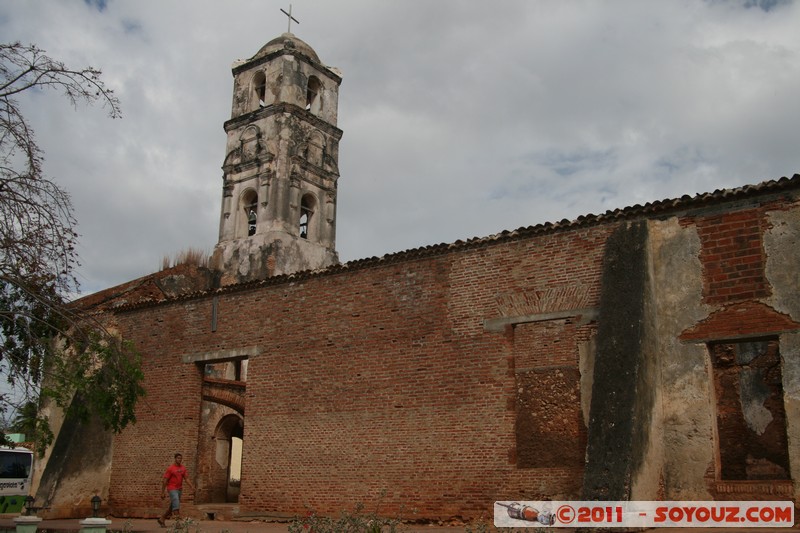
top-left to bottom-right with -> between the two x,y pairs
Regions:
253,71 -> 267,109
236,189 -> 258,238
299,193 -> 317,240
306,76 -> 322,114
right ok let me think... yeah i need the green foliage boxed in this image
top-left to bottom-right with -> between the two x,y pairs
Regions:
464,520 -> 551,533
112,519 -> 134,533
1,275 -> 64,449
9,400 -> 37,435
4,398 -> 53,451
0,280 -> 62,389
0,41 -> 143,456
464,521 -> 490,533
116,518 -> 201,533
288,503 -> 406,533
2,327 -> 146,455
464,521 -> 547,533
42,334 -> 145,432
167,517 -> 198,533
1,273 -> 146,454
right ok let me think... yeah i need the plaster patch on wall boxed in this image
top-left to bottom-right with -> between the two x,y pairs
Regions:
215,439 -> 230,468
738,342 -> 774,436
647,218 -> 714,499
780,332 -> 800,489
740,367 -> 774,435
780,333 -> 800,401
765,207 -> 800,320
765,208 -> 800,496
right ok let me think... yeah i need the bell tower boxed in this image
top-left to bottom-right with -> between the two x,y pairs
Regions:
211,33 -> 343,285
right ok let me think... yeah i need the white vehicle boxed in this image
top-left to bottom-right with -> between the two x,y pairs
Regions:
0,447 -> 33,514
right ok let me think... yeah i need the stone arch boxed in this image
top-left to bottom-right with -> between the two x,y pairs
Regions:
208,414 -> 244,503
306,75 -> 322,114
252,70 -> 267,109
202,380 -> 246,414
307,131 -> 325,167
299,192 -> 317,240
223,147 -> 242,169
239,125 -> 262,163
236,189 -> 258,238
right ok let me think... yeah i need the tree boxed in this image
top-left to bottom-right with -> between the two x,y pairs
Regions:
0,42 -> 144,452
10,400 -> 37,437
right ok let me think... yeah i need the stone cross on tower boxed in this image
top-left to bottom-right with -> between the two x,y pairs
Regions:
280,4 -> 299,33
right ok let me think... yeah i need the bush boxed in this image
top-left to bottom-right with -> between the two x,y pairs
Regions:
288,503 -> 405,533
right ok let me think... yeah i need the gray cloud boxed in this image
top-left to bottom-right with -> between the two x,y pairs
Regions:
2,0 -> 799,294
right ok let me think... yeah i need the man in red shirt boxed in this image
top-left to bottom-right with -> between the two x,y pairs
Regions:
158,453 -> 194,527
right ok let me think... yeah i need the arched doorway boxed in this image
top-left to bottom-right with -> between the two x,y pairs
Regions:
195,354 -> 248,508
212,414 -> 244,503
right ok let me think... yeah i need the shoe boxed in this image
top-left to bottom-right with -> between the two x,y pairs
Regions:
157,518 -> 166,528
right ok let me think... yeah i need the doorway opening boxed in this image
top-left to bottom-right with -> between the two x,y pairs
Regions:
213,414 -> 244,502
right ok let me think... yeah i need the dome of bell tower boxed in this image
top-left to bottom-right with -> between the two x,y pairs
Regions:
251,32 -> 321,63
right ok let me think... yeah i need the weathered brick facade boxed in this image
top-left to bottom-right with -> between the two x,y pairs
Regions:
108,223 -> 611,518
85,178 -> 800,521
32,31 -> 800,522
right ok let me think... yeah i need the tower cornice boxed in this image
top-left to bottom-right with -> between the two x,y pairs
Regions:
291,156 -> 340,189
221,153 -> 274,178
232,48 -> 342,86
223,102 -> 343,140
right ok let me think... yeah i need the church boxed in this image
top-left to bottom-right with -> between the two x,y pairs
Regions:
32,30 -> 800,522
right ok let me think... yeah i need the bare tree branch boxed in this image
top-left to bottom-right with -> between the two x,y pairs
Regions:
0,42 -> 142,452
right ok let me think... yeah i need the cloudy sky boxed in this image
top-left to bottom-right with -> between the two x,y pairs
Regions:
2,0 -> 799,295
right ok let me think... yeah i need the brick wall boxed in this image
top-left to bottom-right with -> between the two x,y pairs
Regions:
694,207 -> 770,304
108,223 -> 613,520
102,190 -> 800,519
108,299 -> 207,516
92,183 -> 800,520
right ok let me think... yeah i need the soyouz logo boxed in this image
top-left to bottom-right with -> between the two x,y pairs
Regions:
493,501 -> 795,528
